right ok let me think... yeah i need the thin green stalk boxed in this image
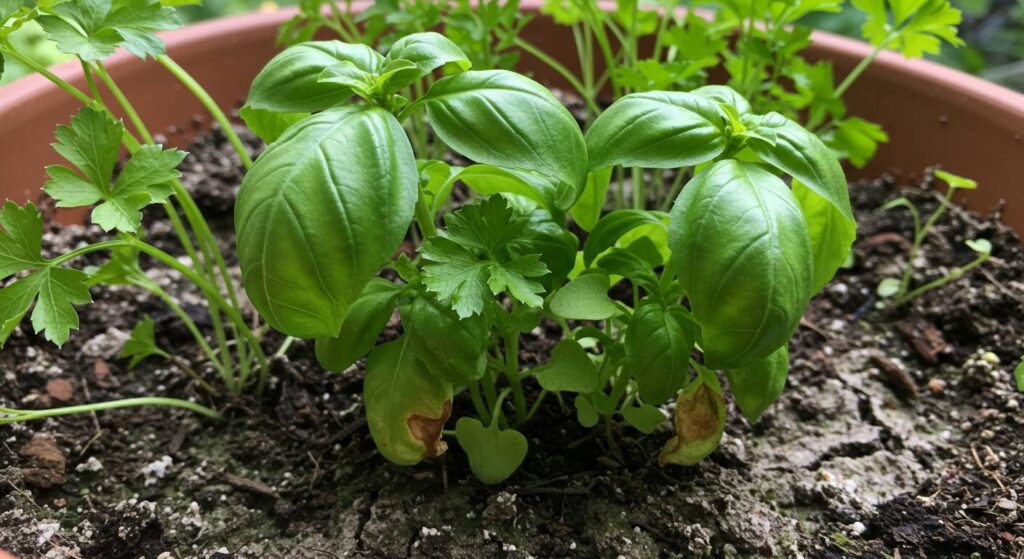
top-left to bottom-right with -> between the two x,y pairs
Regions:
897,253 -> 990,305
513,36 -> 600,115
469,382 -> 492,424
523,389 -> 550,422
0,397 -> 219,424
0,44 -> 94,106
899,188 -> 952,297
658,168 -> 688,212
415,188 -> 438,238
274,336 -> 296,358
631,167 -> 644,209
156,56 -> 252,169
834,34 -> 895,99
81,61 -> 102,102
503,329 -> 528,423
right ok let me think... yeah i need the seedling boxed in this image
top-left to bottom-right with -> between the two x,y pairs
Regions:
238,32 -> 856,483
0,0 -> 273,423
876,170 -> 991,307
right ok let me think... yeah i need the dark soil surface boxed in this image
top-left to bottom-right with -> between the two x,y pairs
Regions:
1,124 -> 1022,559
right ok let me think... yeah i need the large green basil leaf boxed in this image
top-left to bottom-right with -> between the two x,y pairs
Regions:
364,335 -> 452,466
669,160 -> 812,369
246,41 -> 385,113
419,70 -> 589,192
627,301 -> 697,403
239,107 -> 309,144
745,113 -> 853,222
401,293 -> 488,383
315,279 -> 402,372
583,209 -> 668,266
236,106 -> 417,339
454,165 -> 570,210
585,91 -> 727,171
793,179 -> 856,294
725,344 -> 788,423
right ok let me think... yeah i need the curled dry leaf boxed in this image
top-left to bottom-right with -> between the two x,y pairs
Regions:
659,379 -> 726,466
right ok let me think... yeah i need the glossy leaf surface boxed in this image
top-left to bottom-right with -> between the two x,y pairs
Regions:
725,345 -> 788,423
627,302 -> 696,403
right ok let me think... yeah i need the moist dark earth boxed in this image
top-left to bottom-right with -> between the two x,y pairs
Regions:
1,122 -> 1022,559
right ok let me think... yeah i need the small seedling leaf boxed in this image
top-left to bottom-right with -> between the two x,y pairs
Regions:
536,339 -> 598,393
549,273 -> 616,321
455,417 -> 528,484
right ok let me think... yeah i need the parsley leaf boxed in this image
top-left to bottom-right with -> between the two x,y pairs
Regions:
824,116 -> 890,168
44,108 -> 186,233
852,0 -> 963,58
420,197 -> 549,318
39,0 -> 181,61
120,315 -> 167,367
0,202 -> 92,347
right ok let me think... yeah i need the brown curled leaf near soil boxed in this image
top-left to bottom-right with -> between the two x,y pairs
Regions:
409,399 -> 452,460
660,381 -> 726,466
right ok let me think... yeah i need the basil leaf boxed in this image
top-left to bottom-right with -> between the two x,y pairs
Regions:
669,160 -> 812,369
583,209 -> 668,266
746,113 -> 854,223
402,293 -> 488,383
691,84 -> 751,115
569,168 -> 612,232
236,106 -> 417,338
454,164 -> 567,210
725,345 -> 788,423
315,278 -> 402,372
246,41 -> 385,113
627,301 -> 696,403
585,91 -> 727,171
793,179 -> 856,294
383,31 -> 471,93
364,336 -> 452,466
419,70 -> 589,192
239,106 -> 308,144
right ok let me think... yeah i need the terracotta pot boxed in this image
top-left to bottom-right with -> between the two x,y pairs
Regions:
2,1 -> 1023,231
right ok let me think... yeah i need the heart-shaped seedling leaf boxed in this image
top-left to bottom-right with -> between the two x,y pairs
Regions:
966,238 -> 992,255
621,403 -> 666,434
549,272 -> 617,320
536,339 -> 599,393
876,277 -> 901,298
455,417 -> 528,485
574,395 -> 599,428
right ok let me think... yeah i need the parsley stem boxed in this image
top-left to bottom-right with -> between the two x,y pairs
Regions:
0,397 -> 219,425
156,55 -> 254,170
0,44 -> 94,106
834,34 -> 896,99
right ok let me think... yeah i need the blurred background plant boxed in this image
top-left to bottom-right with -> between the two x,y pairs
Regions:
3,0 -> 1023,89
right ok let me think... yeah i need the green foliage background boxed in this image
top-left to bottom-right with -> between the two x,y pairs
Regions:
2,0 -> 1023,89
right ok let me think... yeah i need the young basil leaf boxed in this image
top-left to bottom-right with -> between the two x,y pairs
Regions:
596,245 -> 660,294
418,159 -> 461,215
583,209 -> 669,266
239,106 -> 309,144
549,272 -> 616,321
120,315 -> 168,368
0,0 -> 21,23
745,112 -> 854,223
420,197 -> 549,318
43,108 -> 186,234
724,345 -> 788,423
38,0 -> 181,61
364,335 -> 452,466
235,106 -> 417,339
402,293 -> 488,383
315,278 -> 402,372
585,91 -> 727,171
568,168 -> 612,232
514,210 -> 578,291
455,417 -> 527,484
0,202 -> 91,348
669,160 -> 812,369
317,61 -> 377,98
659,376 -> 726,466
626,301 -> 696,403
691,84 -> 751,115
418,70 -> 589,192
383,31 -> 471,93
621,403 -> 666,434
536,339 -> 599,393
246,41 -> 385,114
793,179 -> 857,294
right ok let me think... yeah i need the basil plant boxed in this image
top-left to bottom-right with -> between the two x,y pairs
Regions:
236,32 -> 854,483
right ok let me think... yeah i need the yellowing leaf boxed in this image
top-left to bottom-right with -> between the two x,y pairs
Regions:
659,378 -> 726,466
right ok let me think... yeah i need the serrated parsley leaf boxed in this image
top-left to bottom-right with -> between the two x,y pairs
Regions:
45,108 -> 186,233
0,202 -> 93,347
39,0 -> 181,61
852,0 -> 963,58
120,315 -> 167,367
420,197 -> 549,318
0,201 -> 46,280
